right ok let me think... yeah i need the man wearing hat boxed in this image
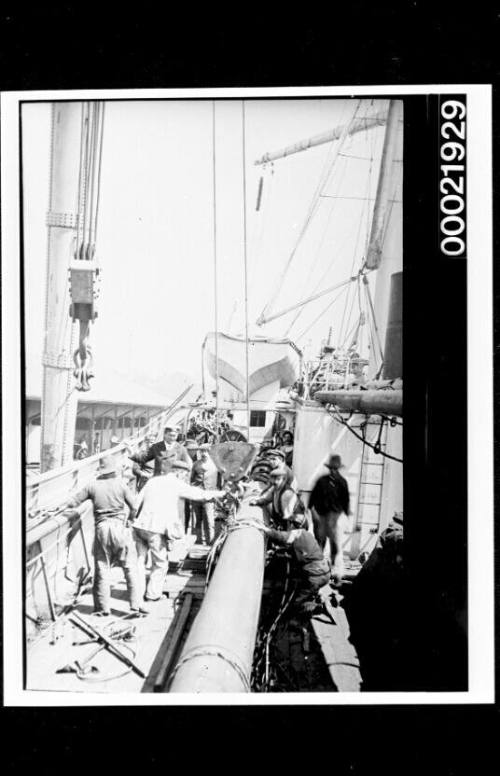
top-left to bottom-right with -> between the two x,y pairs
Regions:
128,425 -> 192,478
132,432 -> 157,492
134,456 -> 225,600
190,443 -> 219,544
62,455 -> 146,617
309,453 -> 351,585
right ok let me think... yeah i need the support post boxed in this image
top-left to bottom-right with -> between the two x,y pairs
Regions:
41,103 -> 83,472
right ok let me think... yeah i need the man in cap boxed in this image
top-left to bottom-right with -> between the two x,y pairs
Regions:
309,453 -> 351,585
190,443 -> 219,544
128,425 -> 192,478
133,455 -> 225,600
61,455 -> 146,617
257,448 -> 299,500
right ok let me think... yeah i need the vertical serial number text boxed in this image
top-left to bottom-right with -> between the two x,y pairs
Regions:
439,99 -> 466,256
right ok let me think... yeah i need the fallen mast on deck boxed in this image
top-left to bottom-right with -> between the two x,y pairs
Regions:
168,499 -> 266,693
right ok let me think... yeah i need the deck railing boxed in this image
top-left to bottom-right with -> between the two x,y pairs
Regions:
25,386 -> 194,641
26,385 -> 194,526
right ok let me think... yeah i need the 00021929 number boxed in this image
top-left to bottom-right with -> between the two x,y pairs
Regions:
439,98 -> 466,257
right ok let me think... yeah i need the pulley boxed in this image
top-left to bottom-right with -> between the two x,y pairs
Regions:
68,254 -> 100,323
68,252 -> 101,391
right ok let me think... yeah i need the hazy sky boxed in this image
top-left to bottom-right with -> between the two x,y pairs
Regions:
22,97 -> 386,392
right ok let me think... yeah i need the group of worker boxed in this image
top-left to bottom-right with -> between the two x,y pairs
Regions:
63,421 -> 351,621
249,441 -> 350,615
62,424 -> 226,617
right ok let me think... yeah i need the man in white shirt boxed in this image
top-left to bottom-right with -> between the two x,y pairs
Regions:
133,456 -> 225,601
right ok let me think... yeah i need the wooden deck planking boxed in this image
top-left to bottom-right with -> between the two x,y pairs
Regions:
311,597 -> 361,692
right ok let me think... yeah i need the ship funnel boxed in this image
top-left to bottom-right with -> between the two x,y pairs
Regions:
382,271 -> 403,380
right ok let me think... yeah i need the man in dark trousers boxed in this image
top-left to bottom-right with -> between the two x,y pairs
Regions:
263,525 -> 331,615
61,455 -> 147,617
128,425 -> 192,477
309,454 -> 350,585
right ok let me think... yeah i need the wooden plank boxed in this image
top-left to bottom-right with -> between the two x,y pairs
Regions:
151,594 -> 193,692
311,600 -> 361,692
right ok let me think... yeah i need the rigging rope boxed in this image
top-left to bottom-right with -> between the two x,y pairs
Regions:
326,405 -> 403,463
362,275 -> 385,369
295,284 -> 349,343
283,155 -> 350,336
71,102 -> 105,392
284,100 -> 375,336
248,163 -> 275,304
258,100 -> 362,325
212,101 -> 220,437
242,101 -> 250,438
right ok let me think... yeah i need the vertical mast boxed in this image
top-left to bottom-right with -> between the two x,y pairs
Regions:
40,103 -> 82,472
366,100 -> 403,377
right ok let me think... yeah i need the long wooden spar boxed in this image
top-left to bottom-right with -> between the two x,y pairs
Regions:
169,499 -> 266,693
254,114 -> 387,166
169,442 -> 265,693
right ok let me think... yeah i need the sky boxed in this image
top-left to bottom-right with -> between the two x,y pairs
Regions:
22,97 -> 387,396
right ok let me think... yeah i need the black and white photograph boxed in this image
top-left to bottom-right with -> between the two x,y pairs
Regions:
1,85 -> 494,704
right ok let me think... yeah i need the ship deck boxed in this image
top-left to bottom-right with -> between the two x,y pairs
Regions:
26,538 -> 362,695
26,538 -> 207,694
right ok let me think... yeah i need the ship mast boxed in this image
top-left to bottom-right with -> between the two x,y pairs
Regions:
41,104 -> 83,472
40,102 -> 104,472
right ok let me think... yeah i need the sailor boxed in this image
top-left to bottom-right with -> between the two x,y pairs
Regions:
309,453 -> 351,585
190,443 -> 220,544
249,463 -> 307,529
132,432 -> 157,492
183,439 -> 200,533
61,455 -> 146,617
262,524 -> 331,615
186,417 -> 199,440
278,430 -> 294,468
128,424 -> 192,477
134,456 -> 225,600
259,448 -> 299,495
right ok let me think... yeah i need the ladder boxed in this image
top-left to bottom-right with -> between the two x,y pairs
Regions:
348,423 -> 386,561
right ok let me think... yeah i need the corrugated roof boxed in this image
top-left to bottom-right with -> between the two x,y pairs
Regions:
25,364 -> 173,408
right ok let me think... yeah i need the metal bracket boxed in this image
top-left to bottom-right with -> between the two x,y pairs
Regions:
46,211 -> 80,229
42,350 -> 74,370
